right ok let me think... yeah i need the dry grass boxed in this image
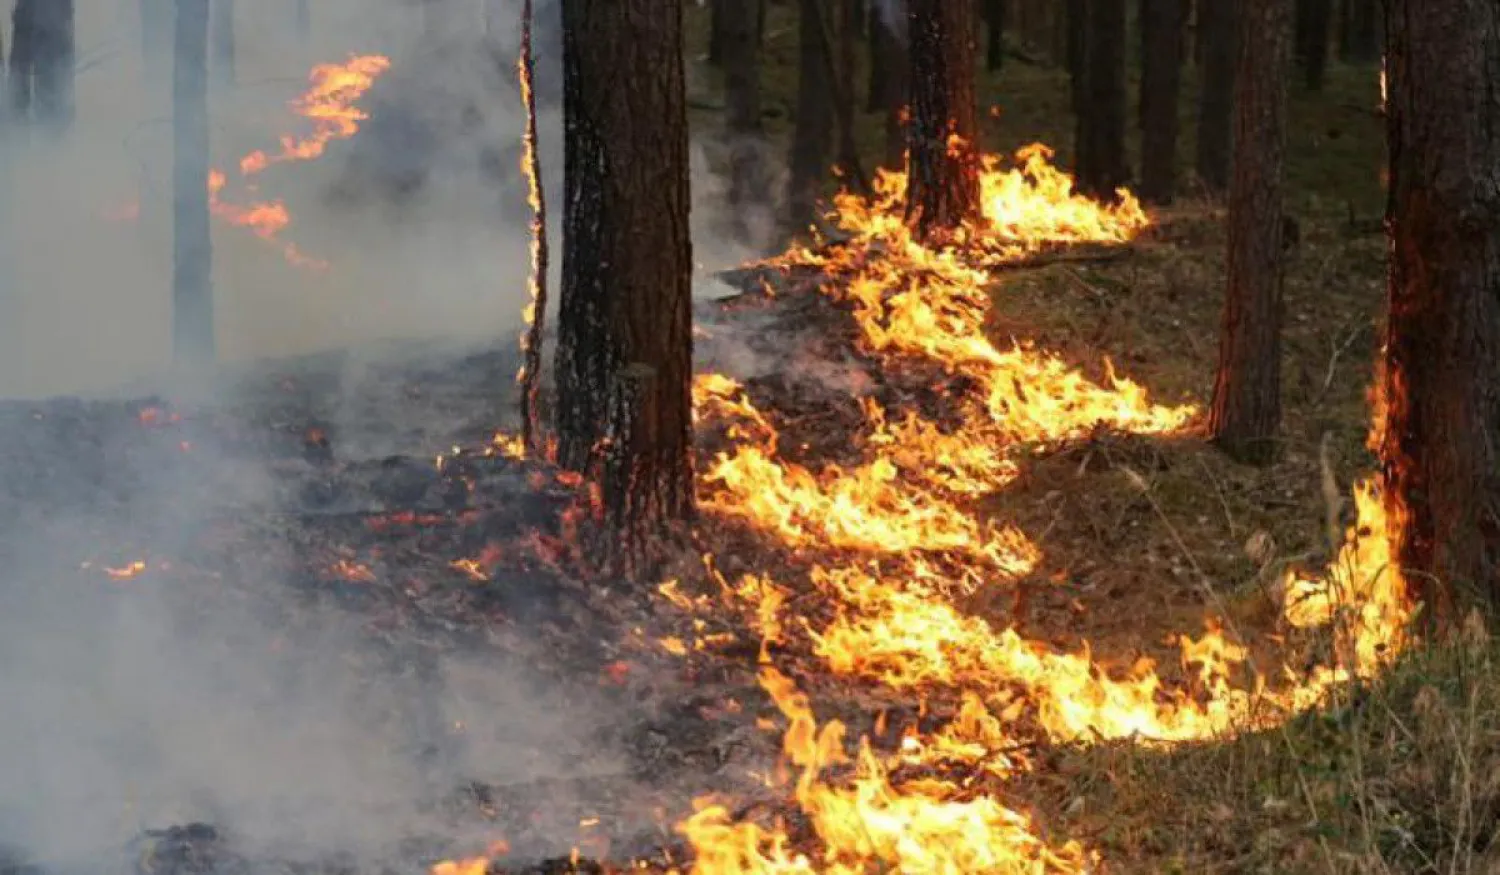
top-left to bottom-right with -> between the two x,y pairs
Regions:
682,7 -> 1497,874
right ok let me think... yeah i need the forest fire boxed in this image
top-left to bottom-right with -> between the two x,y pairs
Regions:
207,54 -> 391,268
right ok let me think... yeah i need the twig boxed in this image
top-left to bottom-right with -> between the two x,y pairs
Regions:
517,0 -> 550,459
1313,323 -> 1366,405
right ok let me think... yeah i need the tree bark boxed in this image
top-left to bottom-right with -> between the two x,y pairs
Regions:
1074,0 -> 1128,199
983,0 -> 1006,71
555,0 -> 695,544
786,0 -> 835,233
722,0 -> 771,242
173,0 -> 214,365
211,0 -> 234,86
1209,0 -> 1291,465
1195,0 -> 1235,194
904,0 -> 981,240
866,1 -> 888,112
1138,0 -> 1186,204
1294,0 -> 1331,90
1380,0 -> 1500,623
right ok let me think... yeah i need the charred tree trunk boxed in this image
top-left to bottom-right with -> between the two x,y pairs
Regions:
211,0 -> 234,86
173,0 -> 214,364
555,0 -> 695,546
1209,0 -> 1291,465
722,0 -> 771,242
904,0 -> 981,240
1342,0 -> 1378,62
10,0 -> 75,132
1380,0 -> 1500,623
1138,0 -> 1186,204
1074,0 -> 1128,199
1195,0 -> 1236,194
1294,0 -> 1331,90
786,0 -> 834,233
868,0 -> 908,169
983,0 -> 1006,71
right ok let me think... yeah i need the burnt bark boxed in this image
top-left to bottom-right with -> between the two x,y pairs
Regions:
1341,0 -> 1378,62
555,0 -> 694,543
1195,0 -> 1236,194
1294,0 -> 1331,90
173,0 -> 214,364
9,0 -> 75,132
786,0 -> 835,233
1138,0 -> 1186,204
1380,0 -> 1500,622
722,0 -> 771,242
904,0 -> 981,240
983,0 -> 1006,71
211,0 -> 234,86
1209,0 -> 1291,465
1073,0 -> 1128,199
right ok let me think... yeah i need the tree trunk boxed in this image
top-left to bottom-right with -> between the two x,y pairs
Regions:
786,0 -> 835,232
1209,0 -> 1291,465
866,1 -> 888,111
1138,0 -> 1185,204
1195,0 -> 1235,194
1342,0 -> 1378,62
295,0 -> 310,37
10,0 -> 75,132
555,0 -> 695,545
708,0 -> 726,65
983,0 -> 1005,71
173,0 -> 214,365
141,0 -> 173,85
722,0 -> 771,241
1074,0 -> 1127,199
904,0 -> 981,240
868,0 -> 907,169
211,0 -> 234,86
1380,0 -> 1500,623
1065,0 -> 1086,115
1294,0 -> 1331,90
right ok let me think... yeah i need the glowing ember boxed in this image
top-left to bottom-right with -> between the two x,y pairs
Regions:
104,560 -> 148,580
209,54 -> 391,268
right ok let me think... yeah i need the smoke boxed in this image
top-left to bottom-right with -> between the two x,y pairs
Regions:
0,1 -> 770,869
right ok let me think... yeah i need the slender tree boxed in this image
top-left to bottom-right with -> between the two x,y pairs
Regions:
10,0 -> 75,132
1138,0 -> 1186,204
867,0 -> 908,170
1065,0 -> 1086,115
722,0 -> 771,242
1209,0 -> 1292,464
1195,0 -> 1236,193
904,0 -> 981,240
295,0 -> 311,37
786,0 -> 834,233
142,0 -> 173,85
1340,0 -> 1378,62
982,0 -> 1006,71
1294,0 -> 1331,90
1073,0 -> 1128,199
708,0 -> 726,65
173,0 -> 214,364
211,0 -> 234,86
1380,0 -> 1500,624
555,0 -> 694,548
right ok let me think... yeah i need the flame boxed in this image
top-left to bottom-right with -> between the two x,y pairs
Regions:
209,54 -> 391,268
665,144 -> 1411,872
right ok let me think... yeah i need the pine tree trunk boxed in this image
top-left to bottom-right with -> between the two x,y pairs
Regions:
1074,0 -> 1127,199
983,0 -> 1006,71
1294,0 -> 1330,90
904,0 -> 981,240
211,0 -> 234,86
10,0 -> 74,131
722,0 -> 769,241
173,0 -> 215,365
10,2 -> 35,119
1138,0 -> 1185,204
1380,0 -> 1500,623
555,0 -> 695,544
1209,0 -> 1291,465
1195,0 -> 1235,194
786,0 -> 834,232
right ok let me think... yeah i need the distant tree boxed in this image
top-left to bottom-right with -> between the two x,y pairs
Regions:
1339,0 -> 1378,63
1195,0 -> 1235,193
1208,0 -> 1292,464
173,0 -> 214,364
866,0 -> 907,170
142,0 -> 173,84
1294,0 -> 1331,90
1073,0 -> 1127,199
211,0 -> 234,86
555,0 -> 694,552
982,0 -> 1006,71
1379,0 -> 1500,625
904,0 -> 981,240
721,0 -> 771,242
786,0 -> 834,233
1138,0 -> 1186,204
10,0 -> 75,132
1064,0 -> 1085,115
295,0 -> 311,37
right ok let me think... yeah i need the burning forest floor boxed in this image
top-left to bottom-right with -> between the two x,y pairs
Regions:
4,150 -> 1495,875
